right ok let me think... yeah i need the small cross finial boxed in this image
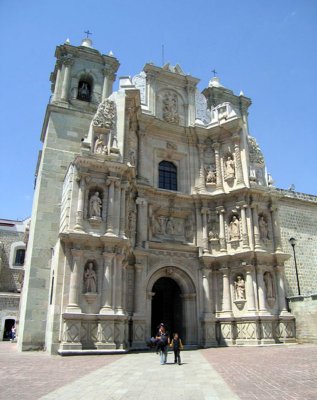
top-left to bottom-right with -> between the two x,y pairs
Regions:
212,69 -> 217,77
84,30 -> 92,38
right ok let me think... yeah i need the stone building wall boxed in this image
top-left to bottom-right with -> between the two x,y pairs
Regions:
278,190 -> 317,296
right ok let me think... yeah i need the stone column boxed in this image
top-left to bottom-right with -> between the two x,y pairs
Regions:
52,60 -> 62,102
232,134 -> 244,185
134,264 -> 144,315
102,67 -> 116,100
102,185 -> 108,221
239,204 -> 250,249
136,197 -> 147,248
60,55 -> 73,102
66,249 -> 83,313
198,144 -> 206,188
270,205 -> 282,253
105,178 -> 115,236
74,177 -> 85,231
221,267 -> 232,313
245,265 -> 256,312
276,265 -> 288,313
100,252 -> 115,313
113,180 -> 121,236
201,207 -> 209,253
213,142 -> 223,191
202,268 -> 212,313
113,254 -> 124,314
216,206 -> 226,252
119,184 -> 127,238
256,266 -> 266,312
251,204 -> 261,250
137,131 -> 148,182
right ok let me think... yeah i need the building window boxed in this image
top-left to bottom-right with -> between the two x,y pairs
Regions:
159,161 -> 177,191
9,242 -> 26,269
14,249 -> 25,266
77,78 -> 92,102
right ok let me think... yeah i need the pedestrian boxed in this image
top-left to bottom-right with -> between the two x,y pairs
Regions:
155,323 -> 170,365
170,332 -> 183,365
10,325 -> 16,341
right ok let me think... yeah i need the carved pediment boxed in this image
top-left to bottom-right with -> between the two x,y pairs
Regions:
92,99 -> 116,131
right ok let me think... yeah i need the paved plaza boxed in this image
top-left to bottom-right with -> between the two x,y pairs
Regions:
0,342 -> 316,400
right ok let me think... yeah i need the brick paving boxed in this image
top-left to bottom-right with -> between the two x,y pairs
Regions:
202,344 -> 317,400
0,342 -> 316,399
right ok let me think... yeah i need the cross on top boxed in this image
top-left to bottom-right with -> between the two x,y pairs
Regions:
212,69 -> 218,77
84,30 -> 92,38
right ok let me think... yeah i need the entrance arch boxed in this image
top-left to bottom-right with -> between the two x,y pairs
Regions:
147,266 -> 197,345
151,277 -> 182,337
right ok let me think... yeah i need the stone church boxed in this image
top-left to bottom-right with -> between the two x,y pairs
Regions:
17,37 -> 317,354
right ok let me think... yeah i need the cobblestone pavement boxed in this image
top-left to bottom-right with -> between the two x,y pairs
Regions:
0,342 -> 316,400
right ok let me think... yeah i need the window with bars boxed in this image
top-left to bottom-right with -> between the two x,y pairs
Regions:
158,161 -> 177,191
14,249 -> 25,266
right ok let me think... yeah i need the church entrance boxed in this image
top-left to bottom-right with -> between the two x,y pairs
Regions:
151,277 -> 183,338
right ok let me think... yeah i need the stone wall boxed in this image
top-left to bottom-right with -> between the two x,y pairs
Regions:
288,295 -> 317,343
278,190 -> 317,296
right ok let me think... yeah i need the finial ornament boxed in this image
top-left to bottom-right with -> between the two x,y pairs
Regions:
84,30 -> 92,38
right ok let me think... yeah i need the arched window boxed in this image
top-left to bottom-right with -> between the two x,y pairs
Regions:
77,76 -> 93,102
158,161 -> 177,191
15,249 -> 25,266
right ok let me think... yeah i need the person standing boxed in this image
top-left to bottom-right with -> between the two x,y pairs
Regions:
170,332 -> 183,365
156,323 -> 170,365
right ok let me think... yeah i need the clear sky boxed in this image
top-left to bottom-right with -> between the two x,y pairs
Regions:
0,0 -> 316,220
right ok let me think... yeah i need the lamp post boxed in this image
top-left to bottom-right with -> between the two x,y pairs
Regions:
289,237 -> 301,296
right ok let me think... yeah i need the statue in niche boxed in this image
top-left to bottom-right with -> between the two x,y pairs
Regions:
234,275 -> 245,300
128,150 -> 136,166
163,92 -> 179,124
224,155 -> 235,180
166,218 -> 174,235
229,215 -> 240,240
84,262 -> 97,293
94,133 -> 108,155
184,215 -> 194,241
89,191 -> 102,218
264,272 -> 274,299
158,216 -> 166,235
259,215 -> 269,240
205,166 -> 216,184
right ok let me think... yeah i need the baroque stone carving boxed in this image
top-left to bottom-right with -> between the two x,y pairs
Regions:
205,165 -> 216,184
84,262 -> 97,293
234,275 -> 246,300
264,271 -> 275,301
89,191 -> 102,219
224,154 -> 235,181
92,99 -> 116,130
259,215 -> 269,240
248,136 -> 265,166
229,215 -> 240,241
94,133 -> 108,155
195,90 -> 211,124
163,92 -> 179,124
132,71 -> 147,104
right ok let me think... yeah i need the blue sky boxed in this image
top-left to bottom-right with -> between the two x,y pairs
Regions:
0,0 -> 316,220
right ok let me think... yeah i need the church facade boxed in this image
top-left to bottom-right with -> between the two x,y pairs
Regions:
18,38 -> 317,355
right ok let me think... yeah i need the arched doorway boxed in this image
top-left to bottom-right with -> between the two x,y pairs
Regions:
2,318 -> 15,341
151,277 -> 183,338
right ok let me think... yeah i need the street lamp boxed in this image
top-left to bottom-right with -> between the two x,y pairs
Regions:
289,237 -> 301,296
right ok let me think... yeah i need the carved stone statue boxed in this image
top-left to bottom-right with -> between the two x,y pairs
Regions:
224,155 -> 235,180
89,192 -> 102,218
234,275 -> 245,299
205,166 -> 216,184
128,150 -> 136,166
84,262 -> 97,293
259,215 -> 269,240
229,215 -> 240,240
264,271 -> 274,299
94,133 -> 108,155
166,218 -> 174,235
163,92 -> 179,124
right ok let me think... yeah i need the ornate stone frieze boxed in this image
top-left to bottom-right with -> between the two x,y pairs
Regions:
92,99 -> 116,130
162,91 -> 179,124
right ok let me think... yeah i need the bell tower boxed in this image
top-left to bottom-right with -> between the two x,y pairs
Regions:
18,37 -> 120,351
